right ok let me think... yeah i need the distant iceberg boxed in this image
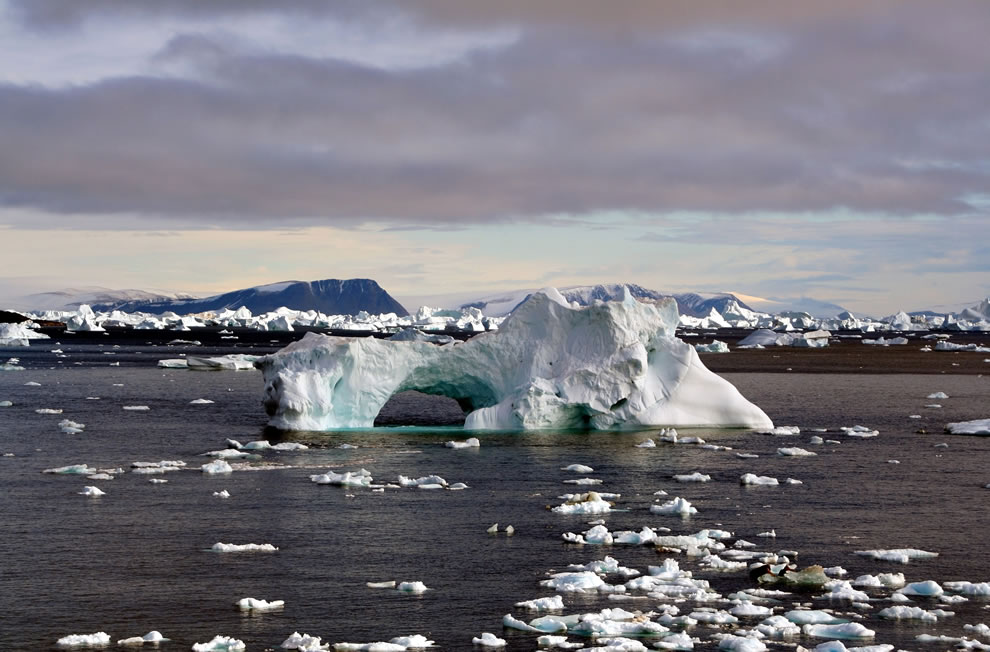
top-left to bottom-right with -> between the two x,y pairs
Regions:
257,288 -> 773,431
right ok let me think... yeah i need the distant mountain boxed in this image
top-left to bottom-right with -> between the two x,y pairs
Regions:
93,279 -> 409,317
12,286 -> 200,312
458,283 -> 757,318
728,293 -> 850,319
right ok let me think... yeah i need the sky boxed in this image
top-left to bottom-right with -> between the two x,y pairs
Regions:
1,0 -> 988,317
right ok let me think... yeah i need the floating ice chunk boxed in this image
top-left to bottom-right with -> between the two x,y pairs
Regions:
24,381 -> 41,386
56,632 -> 111,647
651,497 -> 697,516
730,603 -> 774,617
0,400 -> 11,407
149,478 -> 168,484
79,486 -> 105,496
802,623 -> 875,639
716,634 -> 765,652
840,426 -> 878,438
946,419 -> 990,435
740,474 -> 778,486
553,491 -> 613,514
190,398 -> 215,404
541,570 -> 607,593
635,439 -> 656,448
310,469 -> 373,486
203,449 -> 252,459
822,581 -> 870,602
674,472 -> 711,482
964,623 -> 990,637
756,530 -> 776,538
213,490 -> 230,498
117,630 -> 167,646
777,447 -> 816,457
242,440 -> 272,450
562,463 -> 594,473
536,634 -> 581,648
516,595 -> 565,611
211,542 -> 278,552
36,408 -> 63,414
397,581 -> 429,594
852,573 -> 904,588
784,610 -> 848,625
759,426 -> 800,436
191,635 -> 246,651
653,632 -> 695,650
202,460 -> 233,474
696,340 -> 730,354
563,477 -> 602,485
736,453 -> 760,459
854,548 -> 938,563
444,437 -> 480,449
87,473 -> 113,481
157,359 -> 188,368
944,581 -> 990,596
878,606 -> 939,622
122,405 -> 150,411
926,404 -> 942,409
927,392 -> 949,399
690,610 -> 739,625
472,633 -> 506,647
280,631 -> 328,650
935,342 -> 990,352
398,474 -> 448,488
272,442 -> 308,451
899,580 -> 943,596
236,597 -> 284,611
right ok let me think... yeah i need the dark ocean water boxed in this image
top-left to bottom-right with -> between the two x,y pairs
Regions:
1,341 -> 989,651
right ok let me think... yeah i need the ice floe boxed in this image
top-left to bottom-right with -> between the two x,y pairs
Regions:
310,468 -> 374,486
56,632 -> 111,647
445,437 -> 480,449
777,447 -> 817,457
280,631 -> 329,650
78,486 -> 105,496
472,632 -> 507,647
333,634 -> 436,651
853,548 -> 938,563
553,491 -> 613,514
946,419 -> 990,435
117,631 -> 167,646
740,474 -> 779,486
673,472 -> 711,483
236,597 -> 284,611
397,581 -> 429,594
650,497 -> 697,516
191,635 -> 246,651
211,542 -> 278,552
201,460 -> 233,474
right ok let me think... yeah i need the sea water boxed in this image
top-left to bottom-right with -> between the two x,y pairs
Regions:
1,341 -> 989,650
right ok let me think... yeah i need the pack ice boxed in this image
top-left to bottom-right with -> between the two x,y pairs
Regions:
257,288 -> 773,431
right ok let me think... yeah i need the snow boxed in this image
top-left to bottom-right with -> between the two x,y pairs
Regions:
56,632 -> 111,647
946,419 -> 990,435
257,289 -> 773,431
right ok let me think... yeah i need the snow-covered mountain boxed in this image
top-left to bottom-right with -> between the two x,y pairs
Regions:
11,286 -> 200,313
91,279 -> 409,317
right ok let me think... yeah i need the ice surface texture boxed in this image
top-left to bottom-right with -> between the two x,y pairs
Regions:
257,288 -> 773,431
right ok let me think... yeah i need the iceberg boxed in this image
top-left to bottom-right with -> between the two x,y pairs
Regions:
257,289 -> 773,431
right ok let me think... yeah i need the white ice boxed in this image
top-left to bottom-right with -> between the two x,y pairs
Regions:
211,542 -> 278,552
673,472 -> 711,482
777,447 -> 817,457
310,469 -> 374,486
444,437 -> 480,449
740,474 -> 779,486
853,548 -> 938,563
562,464 -> 594,473
650,497 -> 697,516
553,491 -> 613,514
79,486 -> 105,496
397,581 -> 429,594
946,419 -> 990,435
117,631 -> 167,646
802,623 -> 875,639
56,632 -> 111,647
280,631 -> 329,651
472,633 -> 506,647
515,595 -> 565,611
213,490 -> 230,498
257,289 -> 773,430
201,460 -> 233,474
237,597 -> 284,611
191,635 -> 246,651
190,398 -> 215,404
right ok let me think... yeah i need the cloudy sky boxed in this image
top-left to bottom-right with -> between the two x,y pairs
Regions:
1,0 -> 988,316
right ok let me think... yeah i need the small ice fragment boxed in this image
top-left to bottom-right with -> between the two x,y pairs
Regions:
445,437 -> 480,449
740,473 -> 779,486
801,623 -> 875,639
927,392 -> 949,399
56,632 -> 112,647
515,595 -> 564,611
472,632 -> 507,647
149,478 -> 168,484
448,482 -> 469,490
756,530 -> 776,538
79,486 -> 105,497
211,542 -> 278,552
366,580 -> 396,588
280,632 -> 327,650
202,460 -> 233,474
759,426 -> 800,436
552,491 -> 612,514
213,490 -> 230,498
122,405 -> 150,411
945,419 -> 990,435
899,580 -> 943,596
0,400 -> 11,407
505,525 -> 514,536
236,597 -> 284,611
36,408 -> 63,414
785,478 -> 803,485
190,398 -> 215,404
562,464 -> 594,473
854,548 -> 938,563
397,581 -> 429,594
117,630 -> 167,646
934,442 -> 949,449
673,472 -> 711,482
24,381 -> 41,386
191,635 -> 245,651
635,439 -> 656,448
777,447 -> 817,457
563,477 -> 602,485
650,496 -> 697,516
736,453 -> 760,459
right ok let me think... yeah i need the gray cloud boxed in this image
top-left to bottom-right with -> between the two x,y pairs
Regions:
2,1 -> 990,227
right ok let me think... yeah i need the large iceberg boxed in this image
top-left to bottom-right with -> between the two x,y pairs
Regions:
256,288 -> 773,431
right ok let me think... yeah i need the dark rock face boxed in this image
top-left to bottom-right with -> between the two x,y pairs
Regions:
93,279 -> 409,317
0,310 -> 29,324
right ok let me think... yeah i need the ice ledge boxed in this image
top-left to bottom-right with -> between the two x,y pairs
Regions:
256,289 -> 773,431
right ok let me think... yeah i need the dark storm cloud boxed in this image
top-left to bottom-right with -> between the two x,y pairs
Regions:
3,0 -> 990,227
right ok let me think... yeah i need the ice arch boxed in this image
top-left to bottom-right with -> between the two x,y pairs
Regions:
257,288 -> 773,431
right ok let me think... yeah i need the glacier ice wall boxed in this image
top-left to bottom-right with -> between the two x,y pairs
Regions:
256,288 -> 773,431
